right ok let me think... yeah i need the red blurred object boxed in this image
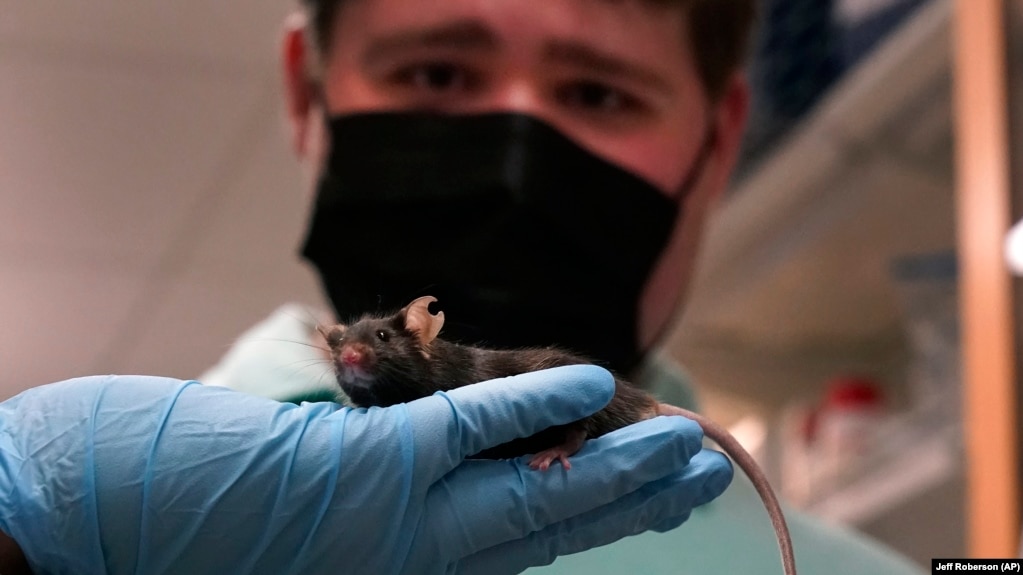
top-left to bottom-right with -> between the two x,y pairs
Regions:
824,376 -> 885,409
815,375 -> 886,473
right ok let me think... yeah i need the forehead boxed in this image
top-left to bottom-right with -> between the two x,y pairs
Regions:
328,0 -> 693,78
348,314 -> 389,328
347,313 -> 403,331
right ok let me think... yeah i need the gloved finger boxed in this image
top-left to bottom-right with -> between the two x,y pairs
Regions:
453,449 -> 733,575
414,416 -> 710,564
403,364 -> 615,482
649,514 -> 690,533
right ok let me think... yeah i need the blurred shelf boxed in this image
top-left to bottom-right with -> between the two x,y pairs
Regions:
666,0 -> 955,406
663,0 -> 963,557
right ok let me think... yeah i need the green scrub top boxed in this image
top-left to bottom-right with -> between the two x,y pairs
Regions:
200,304 -> 926,575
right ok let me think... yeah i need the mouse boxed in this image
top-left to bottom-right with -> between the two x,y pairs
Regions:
319,296 -> 797,575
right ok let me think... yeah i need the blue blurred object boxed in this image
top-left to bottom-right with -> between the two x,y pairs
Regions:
756,0 -> 843,121
890,250 -> 958,283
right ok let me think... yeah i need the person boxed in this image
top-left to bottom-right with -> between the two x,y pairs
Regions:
202,0 -> 928,573
0,1 -> 748,572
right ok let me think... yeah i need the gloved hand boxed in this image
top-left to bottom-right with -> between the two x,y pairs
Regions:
0,365 -> 732,575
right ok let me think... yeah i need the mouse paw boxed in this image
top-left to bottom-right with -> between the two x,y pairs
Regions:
528,448 -> 573,471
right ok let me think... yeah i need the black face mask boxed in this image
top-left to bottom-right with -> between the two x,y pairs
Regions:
301,111 -> 712,374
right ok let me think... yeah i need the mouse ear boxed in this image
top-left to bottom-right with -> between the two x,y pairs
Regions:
402,296 -> 445,345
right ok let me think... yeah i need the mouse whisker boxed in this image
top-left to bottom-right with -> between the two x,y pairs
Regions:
251,337 -> 331,354
278,358 -> 334,373
314,366 -> 344,395
277,307 -> 329,331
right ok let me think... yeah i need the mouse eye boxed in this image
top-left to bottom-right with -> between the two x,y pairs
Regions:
376,330 -> 390,342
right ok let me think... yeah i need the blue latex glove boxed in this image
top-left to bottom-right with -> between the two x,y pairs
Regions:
0,365 -> 732,575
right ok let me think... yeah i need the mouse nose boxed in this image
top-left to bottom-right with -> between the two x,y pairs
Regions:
340,345 -> 367,367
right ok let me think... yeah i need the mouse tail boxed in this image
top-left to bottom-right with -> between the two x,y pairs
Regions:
657,403 -> 797,575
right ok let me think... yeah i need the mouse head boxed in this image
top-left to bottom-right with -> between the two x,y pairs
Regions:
320,296 -> 446,407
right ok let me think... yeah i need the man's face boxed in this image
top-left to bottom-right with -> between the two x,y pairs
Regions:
284,0 -> 749,348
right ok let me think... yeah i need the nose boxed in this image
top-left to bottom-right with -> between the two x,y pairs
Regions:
459,76 -> 550,121
489,80 -> 544,116
341,346 -> 364,367
476,80 -> 578,151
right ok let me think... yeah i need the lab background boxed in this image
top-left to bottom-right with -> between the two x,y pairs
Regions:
3,0 -> 1020,567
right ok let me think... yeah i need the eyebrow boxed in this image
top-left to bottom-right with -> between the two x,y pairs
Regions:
360,19 -> 672,96
361,20 -> 498,68
542,41 -> 673,96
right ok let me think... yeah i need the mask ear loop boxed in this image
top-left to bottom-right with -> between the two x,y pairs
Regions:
672,119 -> 719,203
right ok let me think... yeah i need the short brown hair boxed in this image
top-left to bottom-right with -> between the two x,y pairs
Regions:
300,0 -> 757,102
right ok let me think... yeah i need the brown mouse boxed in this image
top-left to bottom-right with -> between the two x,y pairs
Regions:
320,296 -> 797,575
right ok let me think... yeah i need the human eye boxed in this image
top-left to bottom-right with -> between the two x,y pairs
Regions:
388,61 -> 479,96
556,80 -> 647,118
